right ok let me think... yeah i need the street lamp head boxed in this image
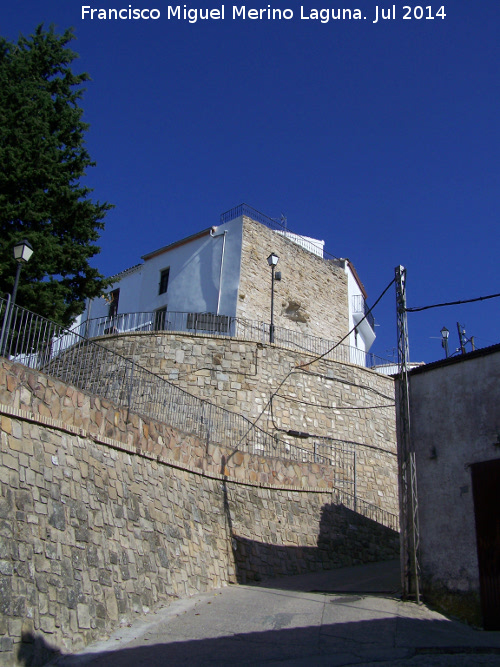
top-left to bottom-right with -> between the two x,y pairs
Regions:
440,326 -> 449,340
13,239 -> 34,264
267,253 -> 279,267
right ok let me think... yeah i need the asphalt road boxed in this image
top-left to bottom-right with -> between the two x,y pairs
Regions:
47,561 -> 500,667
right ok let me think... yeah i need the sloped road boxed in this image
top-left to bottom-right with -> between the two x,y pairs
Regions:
50,561 -> 500,666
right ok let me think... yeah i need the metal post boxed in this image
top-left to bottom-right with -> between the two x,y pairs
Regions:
127,361 -> 135,411
0,294 -> 12,356
1,261 -> 22,358
11,261 -> 22,308
395,265 -> 421,603
353,450 -> 357,513
270,264 -> 275,344
457,322 -> 467,355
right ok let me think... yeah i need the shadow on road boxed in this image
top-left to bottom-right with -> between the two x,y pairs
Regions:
19,616 -> 500,667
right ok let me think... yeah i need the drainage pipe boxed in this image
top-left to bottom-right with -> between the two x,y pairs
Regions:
210,227 -> 227,316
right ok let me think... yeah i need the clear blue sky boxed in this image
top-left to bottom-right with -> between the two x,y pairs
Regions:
3,1 -> 499,363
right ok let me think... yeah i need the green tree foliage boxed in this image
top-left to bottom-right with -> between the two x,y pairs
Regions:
0,25 -> 112,326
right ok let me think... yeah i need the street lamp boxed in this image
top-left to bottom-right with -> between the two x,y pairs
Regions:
12,240 -> 34,308
440,326 -> 449,358
267,253 -> 279,343
1,240 -> 34,356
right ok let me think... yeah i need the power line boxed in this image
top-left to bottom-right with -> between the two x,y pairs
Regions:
294,368 -> 396,401
406,292 -> 500,313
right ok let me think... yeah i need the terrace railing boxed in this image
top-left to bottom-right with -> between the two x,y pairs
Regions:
220,203 -> 340,261
0,298 -> 355,491
352,294 -> 376,331
72,310 -> 390,369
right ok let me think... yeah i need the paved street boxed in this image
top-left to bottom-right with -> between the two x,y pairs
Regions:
49,561 -> 500,666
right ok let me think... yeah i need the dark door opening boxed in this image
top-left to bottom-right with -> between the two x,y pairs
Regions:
471,457 -> 500,630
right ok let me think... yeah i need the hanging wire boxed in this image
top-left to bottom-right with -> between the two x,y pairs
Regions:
296,277 -> 396,368
406,292 -> 500,313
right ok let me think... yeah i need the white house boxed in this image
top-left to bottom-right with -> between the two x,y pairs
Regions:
77,205 -> 376,365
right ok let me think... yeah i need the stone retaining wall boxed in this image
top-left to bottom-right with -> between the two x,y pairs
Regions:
0,359 -> 399,666
95,333 -> 399,513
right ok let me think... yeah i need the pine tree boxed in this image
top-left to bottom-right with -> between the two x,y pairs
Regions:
0,25 -> 112,326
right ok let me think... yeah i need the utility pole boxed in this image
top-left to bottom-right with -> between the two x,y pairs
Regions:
395,265 -> 421,603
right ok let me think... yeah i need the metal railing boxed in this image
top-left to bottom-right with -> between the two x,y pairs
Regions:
352,295 -> 376,330
333,488 -> 399,532
0,298 -> 354,487
220,203 -> 341,262
72,310 -> 391,369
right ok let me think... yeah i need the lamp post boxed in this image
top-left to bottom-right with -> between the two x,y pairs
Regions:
11,240 -> 34,308
267,253 -> 279,343
1,240 -> 34,356
440,326 -> 449,358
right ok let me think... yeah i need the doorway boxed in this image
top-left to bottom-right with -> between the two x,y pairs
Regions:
471,457 -> 500,630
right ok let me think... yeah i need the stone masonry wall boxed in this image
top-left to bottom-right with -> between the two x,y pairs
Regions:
237,216 -> 349,343
96,333 -> 399,514
0,359 -> 399,666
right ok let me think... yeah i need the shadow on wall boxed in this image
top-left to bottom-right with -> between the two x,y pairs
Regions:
16,632 -> 62,667
219,456 -> 399,585
231,502 -> 400,585
17,617 -> 500,667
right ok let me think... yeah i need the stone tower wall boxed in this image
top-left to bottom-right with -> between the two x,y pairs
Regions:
236,217 -> 349,343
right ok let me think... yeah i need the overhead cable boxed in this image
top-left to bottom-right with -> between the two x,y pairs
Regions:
274,393 -> 395,411
406,292 -> 500,313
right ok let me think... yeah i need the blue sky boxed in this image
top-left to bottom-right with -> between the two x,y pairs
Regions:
3,1 -> 499,362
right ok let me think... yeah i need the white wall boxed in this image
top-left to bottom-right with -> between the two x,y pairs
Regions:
406,346 -> 500,626
79,218 -> 244,328
345,261 -> 375,360
139,218 -> 243,315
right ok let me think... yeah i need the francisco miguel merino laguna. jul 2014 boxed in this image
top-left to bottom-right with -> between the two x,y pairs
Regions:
81,5 -> 447,23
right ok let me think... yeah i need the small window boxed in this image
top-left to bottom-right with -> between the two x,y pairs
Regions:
159,268 -> 170,295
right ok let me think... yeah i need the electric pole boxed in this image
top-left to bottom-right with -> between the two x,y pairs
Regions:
395,265 -> 421,603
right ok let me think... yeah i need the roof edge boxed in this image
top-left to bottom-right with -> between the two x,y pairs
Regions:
141,227 -> 214,261
409,342 -> 500,376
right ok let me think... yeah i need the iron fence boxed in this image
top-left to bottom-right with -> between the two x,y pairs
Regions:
0,298 -> 356,492
219,203 -> 340,261
333,488 -> 399,532
72,310 -> 390,369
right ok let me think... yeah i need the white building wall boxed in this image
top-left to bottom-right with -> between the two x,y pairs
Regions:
138,219 -> 243,316
80,218 -> 244,329
406,346 -> 500,626
345,261 -> 375,362
76,265 -> 144,334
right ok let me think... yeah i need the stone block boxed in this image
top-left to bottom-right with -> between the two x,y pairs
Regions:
39,614 -> 56,634
76,603 -> 91,629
